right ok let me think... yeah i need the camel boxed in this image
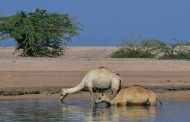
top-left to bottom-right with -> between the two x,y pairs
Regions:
60,67 -> 121,103
95,86 -> 162,106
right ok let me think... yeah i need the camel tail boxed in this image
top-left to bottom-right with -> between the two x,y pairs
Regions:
118,80 -> 122,92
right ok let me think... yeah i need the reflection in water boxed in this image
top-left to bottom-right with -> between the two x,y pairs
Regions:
108,106 -> 156,122
61,101 -> 157,122
0,100 -> 190,122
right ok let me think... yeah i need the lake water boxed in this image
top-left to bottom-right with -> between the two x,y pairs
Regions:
0,99 -> 190,122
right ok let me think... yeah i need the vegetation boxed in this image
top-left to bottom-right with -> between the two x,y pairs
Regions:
111,39 -> 190,60
0,16 -> 8,40
111,39 -> 157,58
111,47 -> 155,58
159,42 -> 190,59
0,8 -> 80,57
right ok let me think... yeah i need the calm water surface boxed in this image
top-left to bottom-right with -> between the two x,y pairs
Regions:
0,99 -> 190,122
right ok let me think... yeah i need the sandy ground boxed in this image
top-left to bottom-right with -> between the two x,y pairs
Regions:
0,46 -> 190,100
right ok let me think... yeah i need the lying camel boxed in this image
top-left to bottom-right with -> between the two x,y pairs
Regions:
95,86 -> 162,106
60,67 -> 121,103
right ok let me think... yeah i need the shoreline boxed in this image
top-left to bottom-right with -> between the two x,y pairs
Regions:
0,91 -> 190,101
0,85 -> 190,100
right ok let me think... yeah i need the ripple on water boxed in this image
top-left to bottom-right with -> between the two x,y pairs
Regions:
0,99 -> 190,122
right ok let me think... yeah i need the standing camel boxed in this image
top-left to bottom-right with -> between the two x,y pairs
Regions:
95,86 -> 162,106
60,67 -> 121,103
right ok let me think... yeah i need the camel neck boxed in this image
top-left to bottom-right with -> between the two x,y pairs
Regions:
104,97 -> 113,105
67,83 -> 84,94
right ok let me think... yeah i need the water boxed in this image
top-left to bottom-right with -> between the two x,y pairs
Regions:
0,99 -> 190,122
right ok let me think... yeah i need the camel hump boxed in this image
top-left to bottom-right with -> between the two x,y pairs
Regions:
132,85 -> 143,87
99,66 -> 108,69
132,85 -> 148,90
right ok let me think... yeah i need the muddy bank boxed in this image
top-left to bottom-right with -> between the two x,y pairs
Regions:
0,85 -> 190,96
0,89 -> 190,101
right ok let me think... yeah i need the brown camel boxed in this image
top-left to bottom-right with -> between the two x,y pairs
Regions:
95,86 -> 162,106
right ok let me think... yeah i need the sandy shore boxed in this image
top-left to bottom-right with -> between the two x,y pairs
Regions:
0,91 -> 190,102
0,46 -> 190,100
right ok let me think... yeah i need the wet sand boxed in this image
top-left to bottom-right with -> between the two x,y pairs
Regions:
0,91 -> 190,102
0,47 -> 190,100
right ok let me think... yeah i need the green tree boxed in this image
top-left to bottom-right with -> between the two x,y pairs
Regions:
0,15 -> 8,40
0,8 -> 80,57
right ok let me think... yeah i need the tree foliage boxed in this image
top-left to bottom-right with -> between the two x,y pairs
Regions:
0,8 -> 80,57
0,15 -> 8,39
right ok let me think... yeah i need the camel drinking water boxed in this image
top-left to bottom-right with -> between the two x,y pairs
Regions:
60,67 -> 121,103
95,86 -> 162,106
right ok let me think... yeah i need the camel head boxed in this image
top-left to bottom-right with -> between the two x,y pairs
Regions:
95,93 -> 110,104
60,88 -> 68,100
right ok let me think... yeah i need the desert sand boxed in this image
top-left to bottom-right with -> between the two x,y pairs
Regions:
0,46 -> 190,100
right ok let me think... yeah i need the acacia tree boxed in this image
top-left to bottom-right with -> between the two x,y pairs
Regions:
0,15 -> 8,40
0,8 -> 80,57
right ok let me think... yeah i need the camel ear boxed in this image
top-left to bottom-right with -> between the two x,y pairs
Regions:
101,93 -> 106,96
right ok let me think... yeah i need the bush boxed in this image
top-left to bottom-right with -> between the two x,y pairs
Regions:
112,39 -> 190,60
176,52 -> 190,59
158,42 -> 190,59
111,48 -> 128,58
0,8 -> 80,57
140,39 -> 166,49
161,51 -> 190,60
111,48 -> 155,58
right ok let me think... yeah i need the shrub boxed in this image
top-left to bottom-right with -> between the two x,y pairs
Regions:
160,50 -> 190,60
158,42 -> 190,59
175,52 -> 190,59
111,48 -> 155,58
140,39 -> 166,49
112,39 -> 190,60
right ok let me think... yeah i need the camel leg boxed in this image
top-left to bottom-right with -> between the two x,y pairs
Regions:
109,88 -> 117,99
112,89 -> 117,96
111,79 -> 121,97
149,100 -> 157,106
88,87 -> 95,105
148,91 -> 157,106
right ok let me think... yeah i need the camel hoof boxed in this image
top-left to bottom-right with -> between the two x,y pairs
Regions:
60,97 -> 64,103
60,99 -> 65,103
